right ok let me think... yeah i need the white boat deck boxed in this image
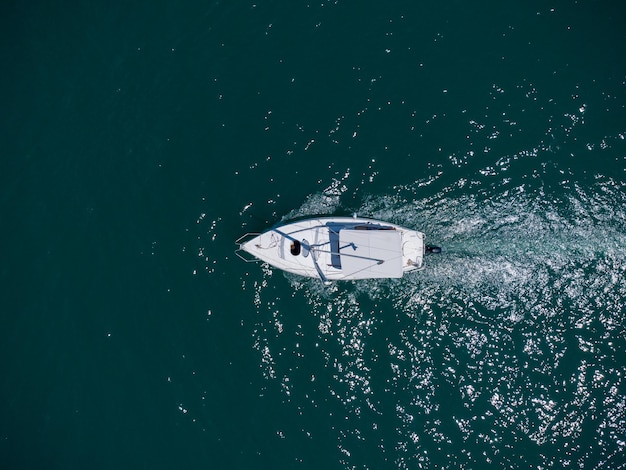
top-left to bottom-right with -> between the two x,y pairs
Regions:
237,217 -> 425,282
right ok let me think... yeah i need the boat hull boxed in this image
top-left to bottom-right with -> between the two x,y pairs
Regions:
236,217 -> 426,281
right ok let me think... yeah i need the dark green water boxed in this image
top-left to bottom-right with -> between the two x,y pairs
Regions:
2,2 -> 626,468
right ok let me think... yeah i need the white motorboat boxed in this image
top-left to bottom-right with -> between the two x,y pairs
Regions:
236,216 -> 440,283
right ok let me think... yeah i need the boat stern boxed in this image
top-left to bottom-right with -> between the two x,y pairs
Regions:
401,230 -> 425,270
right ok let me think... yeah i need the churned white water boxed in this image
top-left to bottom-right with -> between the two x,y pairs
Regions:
248,175 -> 626,469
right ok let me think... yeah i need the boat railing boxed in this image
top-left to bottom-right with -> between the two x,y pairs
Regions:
235,233 -> 261,263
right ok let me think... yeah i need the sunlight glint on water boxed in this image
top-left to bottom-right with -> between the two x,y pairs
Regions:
249,175 -> 626,469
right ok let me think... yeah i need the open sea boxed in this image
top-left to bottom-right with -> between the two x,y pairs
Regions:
2,1 -> 626,469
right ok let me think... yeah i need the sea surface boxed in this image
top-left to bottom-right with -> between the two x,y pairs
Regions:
2,2 -> 626,469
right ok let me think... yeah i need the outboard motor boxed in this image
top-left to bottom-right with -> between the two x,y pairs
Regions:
426,245 -> 442,254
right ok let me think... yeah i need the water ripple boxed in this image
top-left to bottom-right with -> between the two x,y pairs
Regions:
248,177 -> 626,468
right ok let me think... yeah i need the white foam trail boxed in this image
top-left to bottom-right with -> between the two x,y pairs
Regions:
249,176 -> 626,469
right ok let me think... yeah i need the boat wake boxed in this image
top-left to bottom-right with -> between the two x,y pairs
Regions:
248,176 -> 626,469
